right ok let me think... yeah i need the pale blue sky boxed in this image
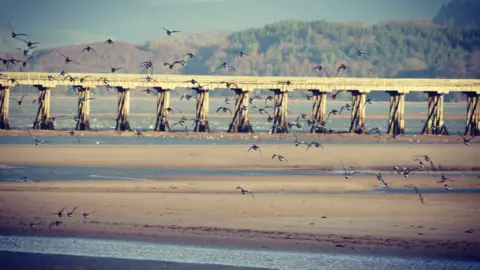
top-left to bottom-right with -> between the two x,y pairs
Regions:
0,0 -> 450,50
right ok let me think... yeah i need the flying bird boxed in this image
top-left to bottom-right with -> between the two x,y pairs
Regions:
341,162 -> 358,179
352,44 -> 370,56
67,206 -> 78,217
49,221 -> 65,230
20,176 -> 32,183
80,45 -> 97,57
104,38 -> 115,49
8,22 -> 27,38
55,206 -> 68,218
216,106 -> 232,114
58,53 -> 80,65
217,61 -> 235,72
306,141 -> 324,151
393,166 -> 419,178
185,52 -> 195,60
248,144 -> 261,154
18,39 -> 39,48
236,186 -> 254,198
164,60 -> 186,70
331,90 -> 344,100
180,94 -> 195,101
11,95 -> 26,106
457,131 -> 476,145
272,153 -> 288,162
376,173 -> 394,189
336,64 -> 350,76
236,50 -> 249,57
82,211 -> 95,219
161,27 -> 180,35
405,185 -> 425,204
109,63 -> 123,73
312,64 -> 329,76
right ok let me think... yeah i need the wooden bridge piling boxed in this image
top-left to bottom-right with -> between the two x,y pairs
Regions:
269,89 -> 288,133
154,88 -> 171,132
193,89 -> 210,132
33,85 -> 54,130
386,91 -> 405,136
228,89 -> 253,133
421,92 -> 448,135
348,90 -> 366,134
75,87 -> 91,131
464,92 -> 479,136
309,89 -> 327,133
0,86 -> 10,129
115,87 -> 131,131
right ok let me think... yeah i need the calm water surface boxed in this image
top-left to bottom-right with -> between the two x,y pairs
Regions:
7,97 -> 469,134
0,235 -> 478,270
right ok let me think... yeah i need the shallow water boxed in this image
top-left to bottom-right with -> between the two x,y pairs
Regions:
0,235 -> 478,270
1,164 -> 479,194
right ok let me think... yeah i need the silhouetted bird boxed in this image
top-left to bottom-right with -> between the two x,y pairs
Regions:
109,63 -> 123,73
161,27 -> 180,35
164,60 -> 185,69
336,64 -> 350,76
457,131 -> 476,145
217,61 -> 235,72
8,22 -> 27,38
11,95 -> 26,106
236,50 -> 249,57
58,53 -> 80,65
216,106 -> 232,114
104,38 -> 115,49
80,45 -> 97,57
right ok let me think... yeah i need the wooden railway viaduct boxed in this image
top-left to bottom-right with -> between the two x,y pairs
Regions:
0,72 -> 479,135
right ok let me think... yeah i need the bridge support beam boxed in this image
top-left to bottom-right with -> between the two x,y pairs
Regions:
75,87 -> 91,131
0,86 -> 10,130
348,90 -> 366,134
308,89 -> 327,133
154,88 -> 171,132
33,86 -> 54,130
386,91 -> 405,136
269,89 -> 288,133
464,92 -> 479,136
228,89 -> 253,133
115,87 -> 131,131
193,89 -> 210,132
421,92 -> 448,135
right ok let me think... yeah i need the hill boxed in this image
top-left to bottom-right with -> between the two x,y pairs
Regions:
1,20 -> 479,102
433,0 -> 480,27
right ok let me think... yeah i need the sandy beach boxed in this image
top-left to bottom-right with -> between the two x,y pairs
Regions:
0,176 -> 480,260
0,137 -> 480,261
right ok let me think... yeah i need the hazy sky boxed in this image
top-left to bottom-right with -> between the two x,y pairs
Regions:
0,0 -> 450,50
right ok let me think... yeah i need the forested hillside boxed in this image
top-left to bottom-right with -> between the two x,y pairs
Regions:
2,19 -> 479,101
433,0 -> 480,27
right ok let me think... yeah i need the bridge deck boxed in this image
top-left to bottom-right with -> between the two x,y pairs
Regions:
1,72 -> 480,93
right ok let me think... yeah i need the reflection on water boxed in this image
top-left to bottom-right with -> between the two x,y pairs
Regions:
0,235 -> 478,270
7,97 -> 468,134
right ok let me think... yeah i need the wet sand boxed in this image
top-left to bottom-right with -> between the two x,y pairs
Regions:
0,177 -> 480,260
0,141 -> 478,170
1,134 -> 479,261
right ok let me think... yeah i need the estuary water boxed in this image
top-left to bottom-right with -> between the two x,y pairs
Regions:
7,97 -> 469,134
0,235 -> 478,270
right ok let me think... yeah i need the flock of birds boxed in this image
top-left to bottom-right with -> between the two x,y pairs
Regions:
25,205 -> 95,230
236,141 -> 480,204
0,22 -> 388,135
